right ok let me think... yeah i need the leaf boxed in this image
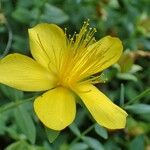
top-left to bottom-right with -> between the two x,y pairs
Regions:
83,136 -> 104,150
0,97 -> 34,113
41,3 -> 69,24
117,73 -> 138,82
125,88 -> 150,105
5,141 -> 29,150
130,64 -> 143,73
94,124 -> 108,139
0,84 -> 24,101
69,123 -> 81,136
14,106 -> 36,144
70,143 -> 89,150
125,104 -> 150,114
139,112 -> 150,122
128,135 -> 144,150
131,88 -> 150,103
0,114 -> 7,134
12,7 -> 32,24
29,145 -> 46,150
104,140 -> 121,150
45,127 -> 60,143
118,52 -> 134,73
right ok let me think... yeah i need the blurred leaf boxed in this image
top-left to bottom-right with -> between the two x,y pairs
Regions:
125,104 -> 150,114
0,97 -> 34,113
70,142 -> 89,150
14,106 -> 36,144
12,8 -> 31,24
29,145 -> 46,150
126,117 -> 150,136
0,84 -> 24,101
104,140 -> 121,150
126,88 -> 150,105
17,0 -> 33,8
130,65 -> 143,73
5,140 -> 29,150
69,123 -> 81,137
117,73 -> 138,82
45,128 -> 60,143
83,136 -> 104,150
118,52 -> 134,73
41,3 -> 69,24
12,35 -> 28,54
0,114 -> 7,135
139,113 -> 150,122
94,124 -> 108,139
128,135 -> 144,150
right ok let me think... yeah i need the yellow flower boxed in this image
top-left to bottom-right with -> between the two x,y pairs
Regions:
0,22 -> 127,130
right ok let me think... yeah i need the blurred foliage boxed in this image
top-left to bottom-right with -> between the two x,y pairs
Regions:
0,0 -> 150,150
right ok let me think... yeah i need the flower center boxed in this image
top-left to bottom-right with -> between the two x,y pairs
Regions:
53,21 -> 113,88
56,21 -> 98,88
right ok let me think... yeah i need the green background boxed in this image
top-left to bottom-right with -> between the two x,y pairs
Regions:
0,0 -> 150,150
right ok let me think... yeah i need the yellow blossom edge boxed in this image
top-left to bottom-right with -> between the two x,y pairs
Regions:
0,53 -> 56,91
28,23 -> 67,71
73,84 -> 128,129
34,87 -> 76,130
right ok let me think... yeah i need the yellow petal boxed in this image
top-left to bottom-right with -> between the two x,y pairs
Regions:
28,23 -> 67,71
74,84 -> 127,129
0,53 -> 56,91
34,87 -> 76,130
88,36 -> 123,74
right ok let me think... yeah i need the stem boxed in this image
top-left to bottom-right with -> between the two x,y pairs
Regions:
120,83 -> 125,106
70,123 -> 95,146
0,20 -> 13,58
0,97 -> 36,113
124,88 -> 150,106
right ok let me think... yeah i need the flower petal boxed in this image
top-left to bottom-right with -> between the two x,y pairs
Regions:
88,36 -> 123,74
74,84 -> 127,129
28,23 -> 67,70
34,87 -> 76,130
0,53 -> 56,91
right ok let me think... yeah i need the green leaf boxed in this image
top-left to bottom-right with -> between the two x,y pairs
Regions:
118,52 -> 134,73
70,143 -> 89,150
0,114 -> 7,134
5,141 -> 29,150
125,104 -> 150,114
0,97 -> 34,113
69,123 -> 81,136
41,3 -> 69,24
130,64 -> 143,73
117,73 -> 138,82
29,145 -> 46,150
14,106 -> 36,144
45,128 -> 60,143
94,124 -> 108,139
125,88 -> 150,106
12,7 -> 32,24
0,84 -> 24,101
83,136 -> 104,150
128,135 -> 144,150
104,140 -> 121,150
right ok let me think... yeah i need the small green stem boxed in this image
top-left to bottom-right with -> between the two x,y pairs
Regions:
0,97 -> 36,113
124,88 -> 150,106
70,123 -> 95,146
0,19 -> 13,58
120,83 -> 125,106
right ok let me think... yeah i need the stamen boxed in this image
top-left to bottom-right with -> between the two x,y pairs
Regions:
58,21 -> 115,87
